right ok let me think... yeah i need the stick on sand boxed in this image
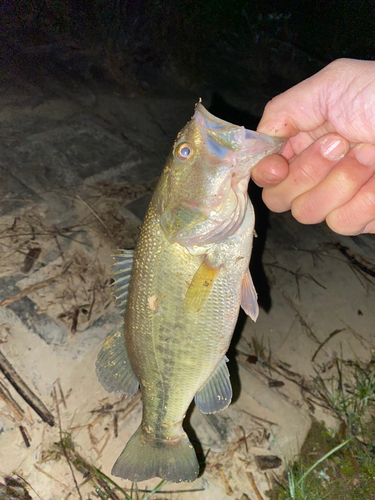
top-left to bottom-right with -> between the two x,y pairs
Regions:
0,349 -> 54,426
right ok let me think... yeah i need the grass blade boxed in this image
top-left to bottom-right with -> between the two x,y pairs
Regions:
142,480 -> 168,499
296,438 -> 351,487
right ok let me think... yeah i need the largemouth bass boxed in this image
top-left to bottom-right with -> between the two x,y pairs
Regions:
96,102 -> 285,483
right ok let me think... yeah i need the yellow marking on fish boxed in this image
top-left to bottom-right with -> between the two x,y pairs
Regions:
183,256 -> 221,313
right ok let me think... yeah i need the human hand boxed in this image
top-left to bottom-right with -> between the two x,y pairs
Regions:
252,58 -> 375,235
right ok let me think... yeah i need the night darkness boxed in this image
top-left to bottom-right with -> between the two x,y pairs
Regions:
1,0 -> 374,98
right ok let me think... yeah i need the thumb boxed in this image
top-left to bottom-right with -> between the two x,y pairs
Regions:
257,75 -> 325,138
257,58 -> 375,140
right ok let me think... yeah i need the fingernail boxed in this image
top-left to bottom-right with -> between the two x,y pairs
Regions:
356,144 -> 375,166
321,137 -> 346,161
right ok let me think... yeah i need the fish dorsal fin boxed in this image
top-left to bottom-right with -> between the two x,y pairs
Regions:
194,356 -> 232,413
184,256 -> 221,313
111,250 -> 134,315
96,321 -> 139,396
241,268 -> 259,321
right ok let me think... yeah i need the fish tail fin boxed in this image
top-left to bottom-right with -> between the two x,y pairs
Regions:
111,426 -> 199,483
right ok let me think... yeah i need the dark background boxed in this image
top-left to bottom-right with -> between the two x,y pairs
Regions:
1,0 -> 374,103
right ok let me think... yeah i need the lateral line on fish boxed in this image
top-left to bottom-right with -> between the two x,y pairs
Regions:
151,316 -> 166,426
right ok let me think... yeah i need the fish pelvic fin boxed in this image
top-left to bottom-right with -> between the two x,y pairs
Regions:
112,426 -> 199,483
111,249 -> 134,315
240,268 -> 259,321
195,356 -> 232,413
95,321 -> 139,395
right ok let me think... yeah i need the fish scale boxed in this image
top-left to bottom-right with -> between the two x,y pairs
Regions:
126,203 -> 233,428
96,102 -> 285,482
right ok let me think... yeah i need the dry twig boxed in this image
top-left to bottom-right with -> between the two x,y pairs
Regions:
281,290 -> 320,344
335,243 -> 375,279
21,247 -> 41,273
311,328 -> 345,362
0,274 -> 62,308
55,378 -> 67,409
0,379 -> 25,420
215,465 -> 233,495
76,194 -> 112,237
19,425 -> 31,447
246,471 -> 264,500
0,350 -> 54,426
13,473 -> 44,500
34,465 -> 77,496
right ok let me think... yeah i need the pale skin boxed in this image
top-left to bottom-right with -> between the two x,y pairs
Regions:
252,58 -> 375,235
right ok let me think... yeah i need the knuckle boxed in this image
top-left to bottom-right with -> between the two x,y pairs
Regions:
291,197 -> 318,224
363,220 -> 375,233
262,99 -> 278,117
361,187 -> 375,213
262,190 -> 289,213
335,170 -> 358,195
297,161 -> 321,184
326,58 -> 352,76
326,210 -> 351,235
328,58 -> 348,69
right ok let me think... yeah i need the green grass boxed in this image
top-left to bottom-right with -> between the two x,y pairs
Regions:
48,433 -> 170,500
91,468 -> 167,500
271,357 -> 375,499
272,426 -> 375,499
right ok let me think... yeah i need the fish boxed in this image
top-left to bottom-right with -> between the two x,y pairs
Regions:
95,102 -> 285,483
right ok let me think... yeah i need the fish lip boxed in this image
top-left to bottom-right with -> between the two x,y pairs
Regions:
194,102 -> 287,157
239,135 -> 286,160
194,102 -> 238,129
245,130 -> 287,153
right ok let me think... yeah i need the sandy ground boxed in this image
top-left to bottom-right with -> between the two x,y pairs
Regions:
1,44 -> 374,500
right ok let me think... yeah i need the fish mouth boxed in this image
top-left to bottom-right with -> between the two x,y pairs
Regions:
194,102 -> 286,168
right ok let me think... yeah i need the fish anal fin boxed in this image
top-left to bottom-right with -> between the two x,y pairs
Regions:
184,256 -> 220,313
95,321 -> 139,396
195,356 -> 232,414
241,268 -> 259,321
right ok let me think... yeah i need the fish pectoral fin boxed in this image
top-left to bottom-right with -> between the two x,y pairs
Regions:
111,249 -> 134,315
240,268 -> 259,321
183,256 -> 221,313
96,321 -> 139,396
195,356 -> 232,414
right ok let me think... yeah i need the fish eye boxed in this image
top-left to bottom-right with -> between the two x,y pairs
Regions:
175,142 -> 192,161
